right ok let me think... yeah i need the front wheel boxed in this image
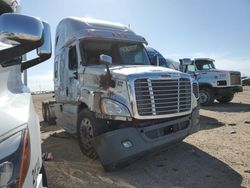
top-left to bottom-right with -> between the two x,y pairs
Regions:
77,109 -> 109,159
216,93 -> 234,103
199,88 -> 214,106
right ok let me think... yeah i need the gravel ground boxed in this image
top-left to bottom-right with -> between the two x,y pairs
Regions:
32,87 -> 250,188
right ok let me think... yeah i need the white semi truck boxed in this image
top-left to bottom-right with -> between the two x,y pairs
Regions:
180,58 -> 243,105
43,17 -> 200,171
0,1 -> 52,187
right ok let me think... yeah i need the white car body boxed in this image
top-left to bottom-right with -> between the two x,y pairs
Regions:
0,1 -> 50,187
0,64 -> 43,188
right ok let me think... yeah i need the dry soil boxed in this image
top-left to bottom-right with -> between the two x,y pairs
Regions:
32,87 -> 250,188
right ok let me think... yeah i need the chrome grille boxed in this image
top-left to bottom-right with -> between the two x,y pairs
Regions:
230,72 -> 241,85
135,78 -> 191,116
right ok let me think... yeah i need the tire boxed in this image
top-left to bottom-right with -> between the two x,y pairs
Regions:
217,93 -> 234,103
77,109 -> 109,159
42,102 -> 56,125
42,102 -> 48,122
199,88 -> 214,106
46,105 -> 55,125
40,163 -> 48,187
103,163 -> 118,172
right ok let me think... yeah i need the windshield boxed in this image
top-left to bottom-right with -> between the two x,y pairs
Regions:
195,60 -> 216,70
80,40 -> 150,66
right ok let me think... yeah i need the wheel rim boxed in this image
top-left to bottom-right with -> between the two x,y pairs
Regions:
200,91 -> 208,104
79,118 -> 94,150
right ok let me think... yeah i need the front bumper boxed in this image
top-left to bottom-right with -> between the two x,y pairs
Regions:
215,86 -> 243,94
232,86 -> 243,92
92,108 -> 199,169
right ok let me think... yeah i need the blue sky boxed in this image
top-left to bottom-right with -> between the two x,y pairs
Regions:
21,0 -> 250,91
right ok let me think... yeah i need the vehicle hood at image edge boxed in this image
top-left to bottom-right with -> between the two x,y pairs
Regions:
0,93 -> 31,140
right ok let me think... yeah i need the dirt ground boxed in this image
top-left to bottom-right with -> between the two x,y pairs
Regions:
32,87 -> 250,188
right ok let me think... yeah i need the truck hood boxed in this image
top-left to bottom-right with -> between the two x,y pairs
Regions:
84,65 -> 185,80
0,93 -> 30,140
110,65 -> 179,76
197,69 -> 240,74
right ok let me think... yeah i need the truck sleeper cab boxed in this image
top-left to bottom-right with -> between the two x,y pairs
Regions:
52,17 -> 200,170
181,58 -> 242,105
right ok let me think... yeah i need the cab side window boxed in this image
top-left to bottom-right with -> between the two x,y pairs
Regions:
68,46 -> 78,70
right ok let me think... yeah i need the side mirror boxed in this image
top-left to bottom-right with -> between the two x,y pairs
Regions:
0,13 -> 43,63
99,54 -> 112,66
152,55 -> 159,66
179,58 -> 192,65
21,21 -> 52,71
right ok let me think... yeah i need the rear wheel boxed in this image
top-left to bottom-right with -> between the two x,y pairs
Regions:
77,109 -> 109,159
217,93 -> 234,103
199,88 -> 214,106
42,102 -> 48,122
42,102 -> 55,125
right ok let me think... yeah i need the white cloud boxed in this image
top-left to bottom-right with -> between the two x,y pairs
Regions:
166,52 -> 250,76
27,71 -> 54,92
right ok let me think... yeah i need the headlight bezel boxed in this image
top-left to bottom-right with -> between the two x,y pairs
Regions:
100,98 -> 131,117
0,126 -> 30,188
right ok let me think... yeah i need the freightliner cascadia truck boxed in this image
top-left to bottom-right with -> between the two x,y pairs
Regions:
43,17 -> 200,171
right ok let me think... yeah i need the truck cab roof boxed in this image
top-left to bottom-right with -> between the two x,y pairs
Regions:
193,58 -> 215,62
55,17 -> 147,51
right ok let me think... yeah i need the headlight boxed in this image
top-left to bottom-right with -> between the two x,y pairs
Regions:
101,98 -> 131,117
0,127 -> 30,188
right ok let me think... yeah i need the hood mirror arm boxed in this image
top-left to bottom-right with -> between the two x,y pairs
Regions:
99,54 -> 115,89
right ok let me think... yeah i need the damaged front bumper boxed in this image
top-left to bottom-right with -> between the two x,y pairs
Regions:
92,108 -> 200,170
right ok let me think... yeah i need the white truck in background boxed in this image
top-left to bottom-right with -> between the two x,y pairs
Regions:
43,17 -> 200,171
0,1 -> 52,187
180,58 -> 243,105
